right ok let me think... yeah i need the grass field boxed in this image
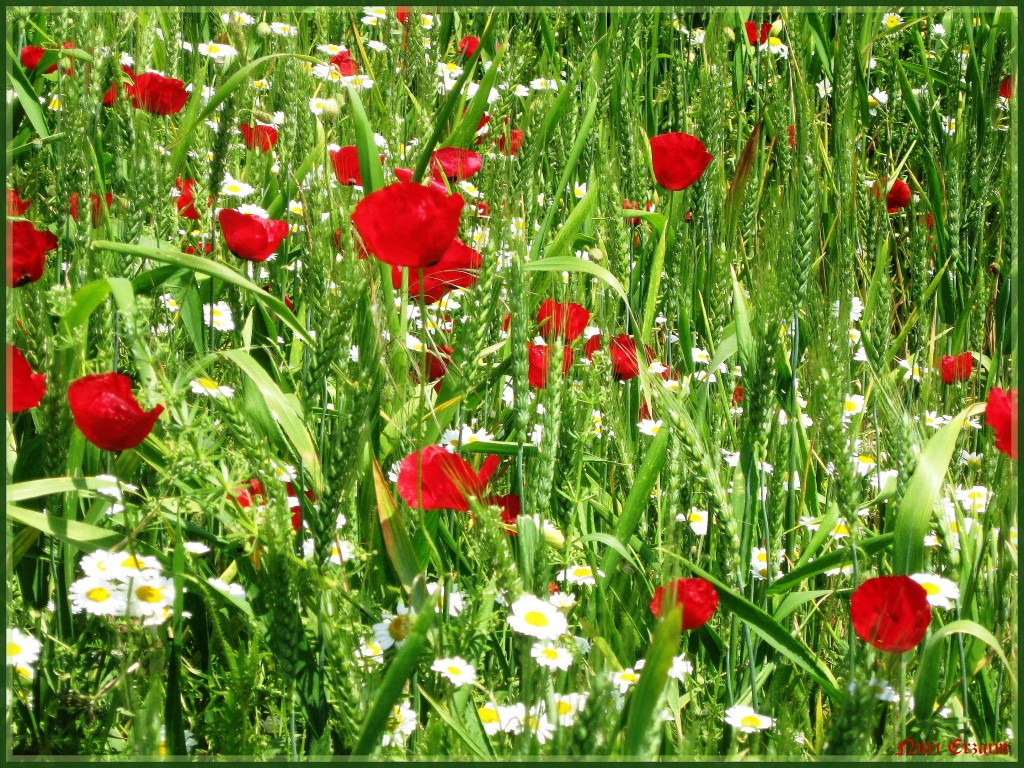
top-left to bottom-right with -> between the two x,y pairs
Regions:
4,5 -> 1019,758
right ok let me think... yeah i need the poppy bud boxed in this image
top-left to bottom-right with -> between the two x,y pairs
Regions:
256,22 -> 273,37
320,98 -> 341,118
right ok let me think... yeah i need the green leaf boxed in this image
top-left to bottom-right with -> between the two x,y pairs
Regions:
417,685 -> 491,759
354,594 -> 436,755
893,404 -> 983,575
913,620 -> 1017,722
346,85 -> 386,195
6,504 -> 165,564
92,240 -> 313,344
769,533 -> 893,594
731,273 -> 755,375
671,558 -> 841,699
640,204 -> 670,344
221,349 -> 322,491
601,428 -> 669,583
445,34 -> 506,148
6,40 -> 49,140
624,605 -> 681,755
524,253 -> 632,313
7,476 -> 112,502
372,456 -> 426,606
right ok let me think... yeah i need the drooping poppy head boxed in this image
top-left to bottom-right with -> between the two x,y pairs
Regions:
939,352 -> 973,385
527,343 -> 574,388
497,128 -> 524,156
392,238 -> 482,304
175,178 -> 203,220
650,578 -> 719,631
7,190 -> 32,216
429,147 -> 483,183
985,387 -> 1018,460
999,75 -> 1015,99
351,181 -> 464,268
744,21 -> 772,46
127,72 -> 188,115
21,42 -> 75,75
218,209 -> 289,263
873,178 -> 912,213
458,35 -> 480,58
7,220 -> 58,287
849,575 -> 932,653
67,373 -> 164,451
239,123 -> 279,153
7,344 -> 46,413
329,145 -> 380,187
70,192 -> 113,228
536,299 -> 590,342
329,49 -> 358,76
650,132 -> 715,191
397,444 -> 500,511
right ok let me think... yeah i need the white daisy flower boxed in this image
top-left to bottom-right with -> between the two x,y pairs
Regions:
197,42 -> 238,61
506,594 -> 567,640
530,641 -> 573,671
725,705 -> 775,733
6,628 -> 42,668
910,573 -> 960,609
431,656 -> 476,687
190,377 -> 235,398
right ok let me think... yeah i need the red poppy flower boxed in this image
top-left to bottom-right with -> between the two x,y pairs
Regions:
999,75 -> 1015,99
21,42 -> 75,74
286,481 -> 317,531
330,146 -> 385,186
474,200 -> 491,217
429,147 -> 483,183
396,6 -> 411,25
262,284 -> 294,312
351,181 -> 464,268
70,192 -> 113,228
527,343 -> 574,388
744,21 -> 771,46
394,167 -> 450,194
424,345 -> 453,383
329,50 -> 358,76
7,190 -> 32,216
175,178 -> 207,220
184,241 -> 213,256
584,333 -> 603,360
102,65 -> 135,107
231,478 -> 266,508
650,132 -> 714,191
985,387 -> 1018,460
7,220 -> 58,287
536,299 -> 590,342
240,123 -> 279,153
850,575 -> 931,653
872,178 -> 912,213
732,385 -> 745,406
489,493 -> 521,528
650,578 -> 719,631
786,124 -> 796,150
127,72 -> 188,115
218,209 -> 289,263
7,345 -> 46,413
497,128 -> 524,156
623,200 -> 642,226
397,445 -> 500,511
939,352 -> 973,384
458,35 -> 480,57
392,238 -> 482,304
609,333 -> 650,380
67,373 -> 164,451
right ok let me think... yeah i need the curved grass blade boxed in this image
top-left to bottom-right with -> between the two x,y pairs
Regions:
624,605 -> 681,755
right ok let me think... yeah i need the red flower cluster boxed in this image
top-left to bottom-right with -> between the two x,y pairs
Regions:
986,387 -> 1017,460
351,181 -> 464,268
240,124 -> 279,153
650,578 -> 719,631
8,220 -> 58,287
68,373 -> 163,451
940,352 -> 973,384
397,445 -> 500,511
218,209 -> 289,263
650,132 -> 714,191
850,575 -> 931,653
7,345 -> 46,413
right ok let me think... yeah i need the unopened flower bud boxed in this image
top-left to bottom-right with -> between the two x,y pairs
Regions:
256,22 -> 272,37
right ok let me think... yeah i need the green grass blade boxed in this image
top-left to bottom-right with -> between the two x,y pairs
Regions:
624,605 -> 681,755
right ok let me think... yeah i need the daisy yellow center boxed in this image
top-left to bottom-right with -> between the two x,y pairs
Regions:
885,16 -> 900,28
524,611 -> 550,627
136,585 -> 164,603
120,556 -> 145,570
198,377 -> 219,389
621,672 -> 638,683
556,701 -> 573,716
755,552 -> 767,563
867,97 -> 879,108
768,36 -> 782,46
689,513 -> 703,523
858,456 -> 875,464
572,567 -> 591,578
649,424 -> 661,434
226,184 -> 241,193
833,524 -> 850,536
208,44 -> 221,53
542,649 -> 559,660
844,400 -> 859,412
740,714 -> 763,729
478,707 -> 499,724
921,582 -> 940,596
388,615 -> 410,642
447,666 -> 462,676
87,587 -> 111,602
7,642 -> 22,656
